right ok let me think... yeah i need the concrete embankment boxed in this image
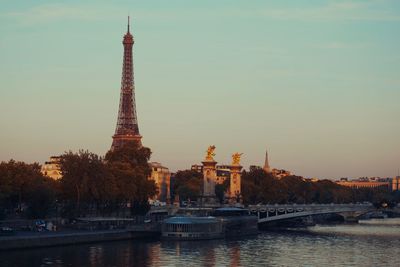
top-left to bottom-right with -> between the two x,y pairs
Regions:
0,230 -> 159,250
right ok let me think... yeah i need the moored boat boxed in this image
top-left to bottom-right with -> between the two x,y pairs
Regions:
162,216 -> 224,240
161,207 -> 258,240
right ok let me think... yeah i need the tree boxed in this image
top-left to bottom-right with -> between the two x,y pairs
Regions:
240,167 -> 386,205
105,141 -> 157,215
58,142 -> 156,217
0,161 -> 13,212
172,170 -> 203,202
215,178 -> 229,203
59,150 -> 109,216
26,177 -> 57,218
0,160 -> 57,219
242,167 -> 284,204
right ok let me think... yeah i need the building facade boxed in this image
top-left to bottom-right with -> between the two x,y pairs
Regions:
41,156 -> 62,180
392,176 -> 400,191
271,168 -> 292,179
336,177 -> 392,190
149,162 -> 171,203
216,165 -> 231,184
191,164 -> 230,184
191,164 -> 203,173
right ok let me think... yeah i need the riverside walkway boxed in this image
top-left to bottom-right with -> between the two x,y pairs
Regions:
0,228 -> 160,250
0,217 -> 162,251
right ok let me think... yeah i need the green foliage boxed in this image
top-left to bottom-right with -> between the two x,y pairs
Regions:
59,150 -> 110,215
0,161 -> 13,203
215,178 -> 230,203
0,160 -> 56,219
26,177 -> 57,218
105,141 -> 151,170
172,170 -> 203,201
242,167 -> 282,204
58,142 -> 157,216
105,141 -> 156,215
241,167 -> 394,205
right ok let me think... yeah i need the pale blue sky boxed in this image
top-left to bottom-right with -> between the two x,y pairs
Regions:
0,0 -> 399,179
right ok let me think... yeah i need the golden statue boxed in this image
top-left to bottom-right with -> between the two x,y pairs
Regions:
232,152 -> 243,165
205,145 -> 216,161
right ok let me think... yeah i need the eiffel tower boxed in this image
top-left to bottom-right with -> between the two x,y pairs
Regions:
111,17 -> 142,150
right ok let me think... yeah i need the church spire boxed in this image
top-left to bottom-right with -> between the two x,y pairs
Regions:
263,148 -> 271,173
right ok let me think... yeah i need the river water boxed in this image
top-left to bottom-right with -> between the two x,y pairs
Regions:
1,220 -> 400,267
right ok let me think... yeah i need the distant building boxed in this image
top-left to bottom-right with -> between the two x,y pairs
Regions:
392,176 -> 400,191
248,164 -> 292,179
191,164 -> 203,173
149,162 -> 171,203
260,149 -> 292,179
249,165 -> 261,172
191,164 -> 230,184
336,177 -> 391,190
41,156 -> 62,180
271,168 -> 292,179
216,165 -> 230,184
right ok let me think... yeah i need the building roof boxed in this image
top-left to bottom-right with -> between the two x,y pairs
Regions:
214,207 -> 246,212
163,216 -> 218,224
149,162 -> 168,169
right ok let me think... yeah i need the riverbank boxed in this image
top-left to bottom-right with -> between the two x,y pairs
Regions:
0,229 -> 159,251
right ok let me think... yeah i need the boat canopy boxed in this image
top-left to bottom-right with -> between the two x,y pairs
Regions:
163,216 -> 218,224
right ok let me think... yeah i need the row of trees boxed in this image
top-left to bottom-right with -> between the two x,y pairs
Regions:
0,142 -> 157,219
171,167 -> 398,206
60,142 -> 156,217
0,160 -> 57,219
171,170 -> 229,203
1,146 -> 398,219
241,167 -> 398,205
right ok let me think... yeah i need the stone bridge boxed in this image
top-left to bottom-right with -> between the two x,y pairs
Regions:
248,203 -> 376,224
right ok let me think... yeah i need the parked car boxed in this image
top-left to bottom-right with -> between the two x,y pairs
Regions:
0,227 -> 15,236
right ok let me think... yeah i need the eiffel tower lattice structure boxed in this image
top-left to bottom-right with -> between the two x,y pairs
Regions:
111,17 -> 142,150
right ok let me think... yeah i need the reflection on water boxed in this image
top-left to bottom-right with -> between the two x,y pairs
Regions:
1,223 -> 400,267
309,223 -> 400,238
359,218 -> 400,226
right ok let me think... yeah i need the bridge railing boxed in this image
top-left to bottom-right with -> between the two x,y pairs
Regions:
248,203 -> 373,211
248,203 -> 374,222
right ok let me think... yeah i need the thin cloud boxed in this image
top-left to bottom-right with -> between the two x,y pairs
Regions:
253,1 -> 400,22
2,1 -> 400,26
2,3 -> 123,24
146,1 -> 400,22
1,3 -> 195,25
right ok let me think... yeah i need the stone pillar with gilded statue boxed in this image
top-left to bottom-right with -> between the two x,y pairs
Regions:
200,145 -> 218,206
202,145 -> 217,197
229,152 -> 243,204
